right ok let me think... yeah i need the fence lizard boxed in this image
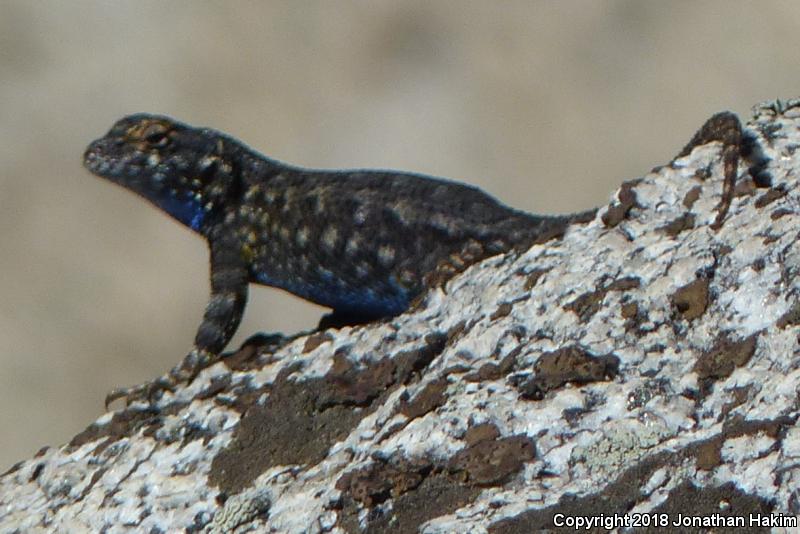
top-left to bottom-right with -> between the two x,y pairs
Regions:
83,111 -> 754,406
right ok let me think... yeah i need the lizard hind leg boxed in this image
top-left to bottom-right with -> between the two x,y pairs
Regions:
675,111 -> 769,230
421,238 -> 489,290
676,112 -> 743,230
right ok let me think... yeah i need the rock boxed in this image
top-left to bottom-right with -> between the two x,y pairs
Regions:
3,99 -> 800,533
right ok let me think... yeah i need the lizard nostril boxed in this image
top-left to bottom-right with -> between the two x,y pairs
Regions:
83,143 -> 101,164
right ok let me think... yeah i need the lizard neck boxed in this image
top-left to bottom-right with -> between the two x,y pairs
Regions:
146,152 -> 244,235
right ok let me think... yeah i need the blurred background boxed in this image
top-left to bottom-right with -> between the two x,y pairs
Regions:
2,1 -> 800,468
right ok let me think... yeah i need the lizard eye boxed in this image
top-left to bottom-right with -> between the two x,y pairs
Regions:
142,123 -> 170,146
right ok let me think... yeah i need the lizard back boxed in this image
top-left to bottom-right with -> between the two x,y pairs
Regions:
231,164 -> 577,316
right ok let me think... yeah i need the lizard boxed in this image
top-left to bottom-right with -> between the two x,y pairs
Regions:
83,111 -> 756,406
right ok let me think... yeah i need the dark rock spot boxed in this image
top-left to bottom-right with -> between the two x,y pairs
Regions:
683,186 -> 702,208
754,184 -> 787,208
336,453 -> 481,534
523,268 -> 548,291
69,404 -> 169,455
694,438 -> 723,470
448,434 -> 536,486
210,333 -> 447,494
514,346 -> 620,400
197,374 -> 232,400
622,300 -> 651,334
565,289 -> 606,322
399,379 -> 448,419
464,422 -> 501,446
606,276 -> 641,291
659,212 -> 695,236
336,456 -> 432,508
490,302 -> 513,321
336,426 -> 534,532
566,276 -> 641,322
338,471 -> 480,534
694,332 -> 758,391
771,207 -> 793,219
762,232 -> 780,245
445,320 -> 468,345
209,374 -> 361,494
0,461 -> 24,478
318,350 -> 395,408
777,302 -> 800,328
29,463 -> 44,482
720,385 -> 754,419
620,301 -> 638,319
671,277 -> 710,321
302,331 -> 334,353
602,179 -> 641,227
464,346 -> 521,382
392,333 -> 448,385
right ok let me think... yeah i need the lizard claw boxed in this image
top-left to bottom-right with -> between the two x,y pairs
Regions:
104,349 -> 214,409
104,375 -> 176,409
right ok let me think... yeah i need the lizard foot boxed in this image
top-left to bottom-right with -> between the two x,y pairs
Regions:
104,349 -> 215,409
105,375 -> 176,409
675,111 -> 769,230
423,238 -> 488,289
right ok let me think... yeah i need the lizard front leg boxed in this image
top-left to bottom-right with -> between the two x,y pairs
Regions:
177,231 -> 250,380
105,234 -> 248,407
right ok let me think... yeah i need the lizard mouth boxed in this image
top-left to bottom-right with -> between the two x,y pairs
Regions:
83,138 -> 140,180
83,139 -> 111,173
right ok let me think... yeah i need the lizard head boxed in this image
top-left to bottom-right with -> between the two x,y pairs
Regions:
84,113 -> 238,232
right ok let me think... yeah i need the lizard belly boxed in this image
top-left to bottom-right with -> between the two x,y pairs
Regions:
252,269 -> 411,317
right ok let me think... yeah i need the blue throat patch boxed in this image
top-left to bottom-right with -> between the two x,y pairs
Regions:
156,192 -> 205,232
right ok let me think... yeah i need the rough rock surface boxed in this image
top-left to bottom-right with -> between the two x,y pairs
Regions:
3,100 -> 800,533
